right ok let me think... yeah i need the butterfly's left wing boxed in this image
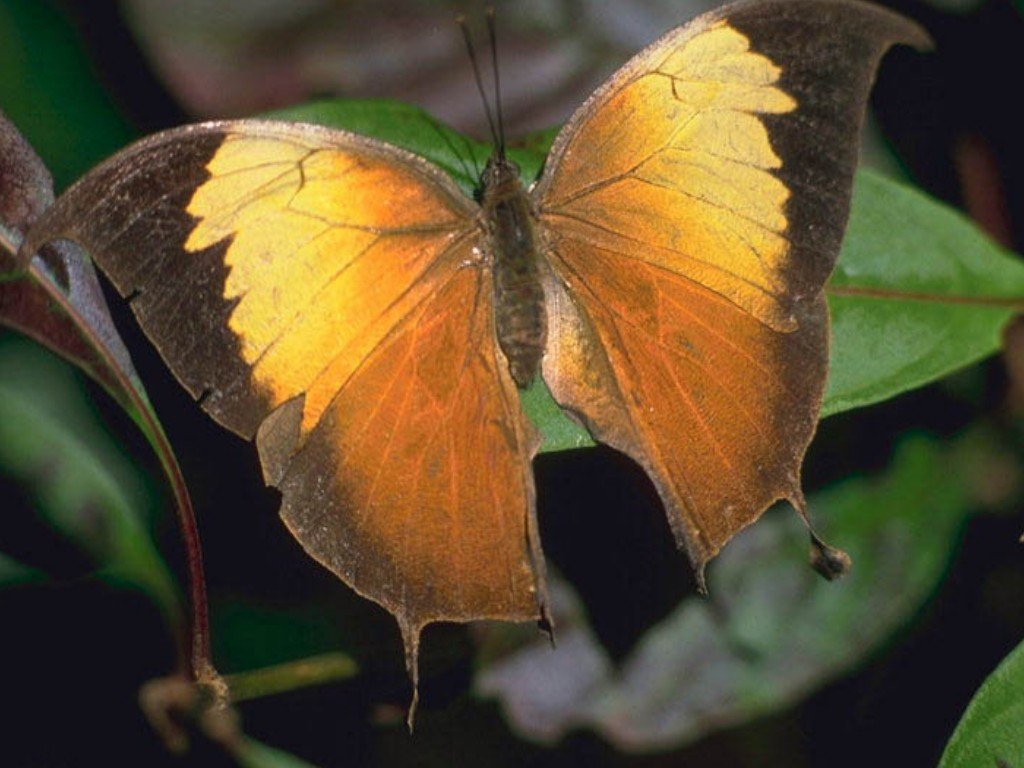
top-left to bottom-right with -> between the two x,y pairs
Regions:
533,0 -> 930,584
20,122 -> 546,676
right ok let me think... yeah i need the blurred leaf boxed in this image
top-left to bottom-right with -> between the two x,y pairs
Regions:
0,336 -> 180,623
225,652 -> 358,703
0,0 -> 133,188
235,739 -> 321,768
268,100 -> 1024,452
825,172 -> 1024,416
0,551 -> 42,585
212,600 -> 355,674
475,434 -> 977,750
939,637 -> 1024,768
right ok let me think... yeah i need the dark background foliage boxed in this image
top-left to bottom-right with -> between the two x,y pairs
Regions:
2,0 -> 1023,765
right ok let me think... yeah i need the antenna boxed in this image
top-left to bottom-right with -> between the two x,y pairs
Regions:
456,13 -> 500,154
486,7 -> 506,159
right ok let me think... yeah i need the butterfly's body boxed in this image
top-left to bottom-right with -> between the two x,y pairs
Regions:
480,156 -> 548,387
19,0 -> 931,707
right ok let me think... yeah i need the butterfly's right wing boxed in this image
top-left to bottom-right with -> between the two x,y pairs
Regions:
21,121 -> 546,666
533,0 -> 929,584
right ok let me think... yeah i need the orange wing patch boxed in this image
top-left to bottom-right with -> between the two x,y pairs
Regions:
541,233 -> 824,575
273,254 -> 544,680
539,21 -> 797,331
184,129 -> 472,434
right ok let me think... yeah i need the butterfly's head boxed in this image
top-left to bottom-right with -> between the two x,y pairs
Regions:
480,153 -> 521,197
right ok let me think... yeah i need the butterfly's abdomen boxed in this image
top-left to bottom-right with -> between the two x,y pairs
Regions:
485,183 -> 547,389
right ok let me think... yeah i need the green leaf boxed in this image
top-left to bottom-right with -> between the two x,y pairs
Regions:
212,600 -> 355,674
475,433 -> 979,750
224,652 -> 358,704
0,551 -> 42,586
264,99 -> 551,197
266,99 -> 1023,451
939,638 -> 1024,768
824,171 -> 1024,416
235,739 -> 321,768
0,335 -> 181,624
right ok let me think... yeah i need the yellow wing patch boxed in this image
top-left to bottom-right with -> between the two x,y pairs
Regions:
540,21 -> 797,330
184,130 -> 473,433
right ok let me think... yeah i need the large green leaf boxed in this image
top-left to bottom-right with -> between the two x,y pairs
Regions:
267,99 -> 1024,451
940,637 -> 1024,767
475,434 -> 978,750
824,173 -> 1024,416
0,336 -> 180,623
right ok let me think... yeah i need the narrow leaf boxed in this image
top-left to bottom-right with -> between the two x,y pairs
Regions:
235,739 -> 321,768
0,337 -> 180,625
0,551 -> 42,586
1,108 -> 156,445
0,110 -> 213,678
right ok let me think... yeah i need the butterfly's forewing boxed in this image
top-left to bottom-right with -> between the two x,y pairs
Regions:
534,0 -> 930,582
20,121 -> 545,671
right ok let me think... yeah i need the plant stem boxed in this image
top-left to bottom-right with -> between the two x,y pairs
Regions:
147,415 -> 215,682
222,652 -> 358,703
20,256 -> 219,683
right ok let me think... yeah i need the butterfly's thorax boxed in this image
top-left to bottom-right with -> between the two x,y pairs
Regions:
480,156 -> 547,388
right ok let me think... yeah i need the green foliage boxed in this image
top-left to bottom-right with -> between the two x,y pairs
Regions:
825,173 -> 1024,415
235,739 -> 321,768
212,600 -> 356,674
0,336 -> 180,624
940,638 -> 1024,767
0,551 -> 41,584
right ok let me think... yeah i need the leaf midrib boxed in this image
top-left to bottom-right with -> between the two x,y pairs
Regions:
826,283 -> 1024,311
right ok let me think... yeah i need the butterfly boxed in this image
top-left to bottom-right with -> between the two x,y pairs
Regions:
21,0 -> 928,695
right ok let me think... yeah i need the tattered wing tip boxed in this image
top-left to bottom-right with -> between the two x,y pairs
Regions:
788,492 -> 853,581
808,532 -> 853,580
254,394 -> 305,487
538,602 -> 556,649
694,559 -> 709,597
893,9 -> 936,53
398,616 -> 422,733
